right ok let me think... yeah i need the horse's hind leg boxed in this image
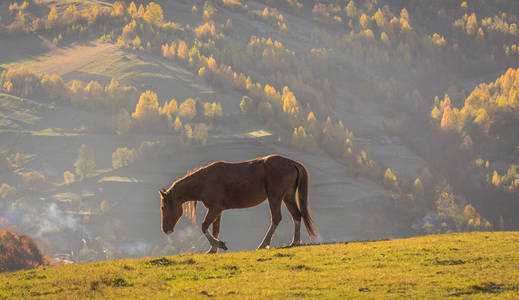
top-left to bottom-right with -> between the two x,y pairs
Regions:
283,192 -> 301,247
207,214 -> 221,254
258,196 -> 283,249
202,208 -> 228,251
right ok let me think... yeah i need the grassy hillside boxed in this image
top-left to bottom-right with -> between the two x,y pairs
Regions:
1,232 -> 518,299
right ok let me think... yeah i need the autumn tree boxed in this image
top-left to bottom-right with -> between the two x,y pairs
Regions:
143,2 -> 164,26
291,126 -> 317,152
359,13 -> 370,29
257,100 -> 273,120
113,108 -> 132,135
240,96 -> 257,114
173,117 -> 182,132
282,86 -> 299,117
63,171 -> 75,184
383,168 -> 398,191
345,0 -> 356,19
203,0 -> 217,20
0,184 -> 16,200
179,98 -> 197,121
74,144 -> 95,180
83,80 -> 104,110
177,40 -> 188,60
0,230 -> 44,272
203,101 -> 223,121
192,123 -> 209,145
161,99 -> 178,121
413,178 -> 424,198
112,147 -> 137,169
132,90 -> 162,129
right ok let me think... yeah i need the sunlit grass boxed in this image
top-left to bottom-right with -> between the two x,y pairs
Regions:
0,232 -> 517,299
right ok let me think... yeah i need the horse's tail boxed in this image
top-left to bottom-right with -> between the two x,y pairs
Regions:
183,201 -> 197,225
294,161 -> 318,240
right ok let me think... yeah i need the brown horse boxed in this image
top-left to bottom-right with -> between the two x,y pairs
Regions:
159,154 -> 318,253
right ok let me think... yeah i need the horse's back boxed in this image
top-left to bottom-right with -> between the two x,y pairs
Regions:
202,158 -> 267,208
200,155 -> 299,208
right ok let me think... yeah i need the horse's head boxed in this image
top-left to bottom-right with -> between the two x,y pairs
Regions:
159,188 -> 182,234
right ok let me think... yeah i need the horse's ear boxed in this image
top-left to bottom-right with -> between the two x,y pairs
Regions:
158,189 -> 165,197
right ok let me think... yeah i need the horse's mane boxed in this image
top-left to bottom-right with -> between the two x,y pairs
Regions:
183,201 -> 197,225
167,166 -> 206,225
169,166 -> 205,187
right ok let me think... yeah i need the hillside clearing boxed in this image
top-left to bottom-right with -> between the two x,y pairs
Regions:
1,41 -> 117,77
0,232 -> 517,299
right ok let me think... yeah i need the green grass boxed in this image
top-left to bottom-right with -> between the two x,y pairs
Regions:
1,232 -> 518,299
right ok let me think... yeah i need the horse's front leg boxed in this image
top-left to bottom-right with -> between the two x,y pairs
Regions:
207,214 -> 221,254
202,208 -> 228,252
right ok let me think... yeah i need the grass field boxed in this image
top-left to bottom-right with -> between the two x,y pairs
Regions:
0,232 -> 517,299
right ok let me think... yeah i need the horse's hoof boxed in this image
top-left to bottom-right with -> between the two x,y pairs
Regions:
289,241 -> 301,247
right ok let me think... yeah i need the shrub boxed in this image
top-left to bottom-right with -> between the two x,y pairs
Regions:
112,147 -> 137,169
0,230 -> 44,272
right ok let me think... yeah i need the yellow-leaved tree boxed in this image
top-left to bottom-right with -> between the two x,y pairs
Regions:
179,98 -> 197,121
74,144 -> 95,180
132,91 -> 162,129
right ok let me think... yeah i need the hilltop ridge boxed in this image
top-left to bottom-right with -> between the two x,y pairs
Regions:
1,232 -> 518,299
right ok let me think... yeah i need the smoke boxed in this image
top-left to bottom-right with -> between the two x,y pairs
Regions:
25,203 -> 89,237
176,225 -> 199,242
159,225 -> 203,254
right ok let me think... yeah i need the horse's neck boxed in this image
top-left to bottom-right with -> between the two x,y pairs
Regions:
176,171 -> 203,201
